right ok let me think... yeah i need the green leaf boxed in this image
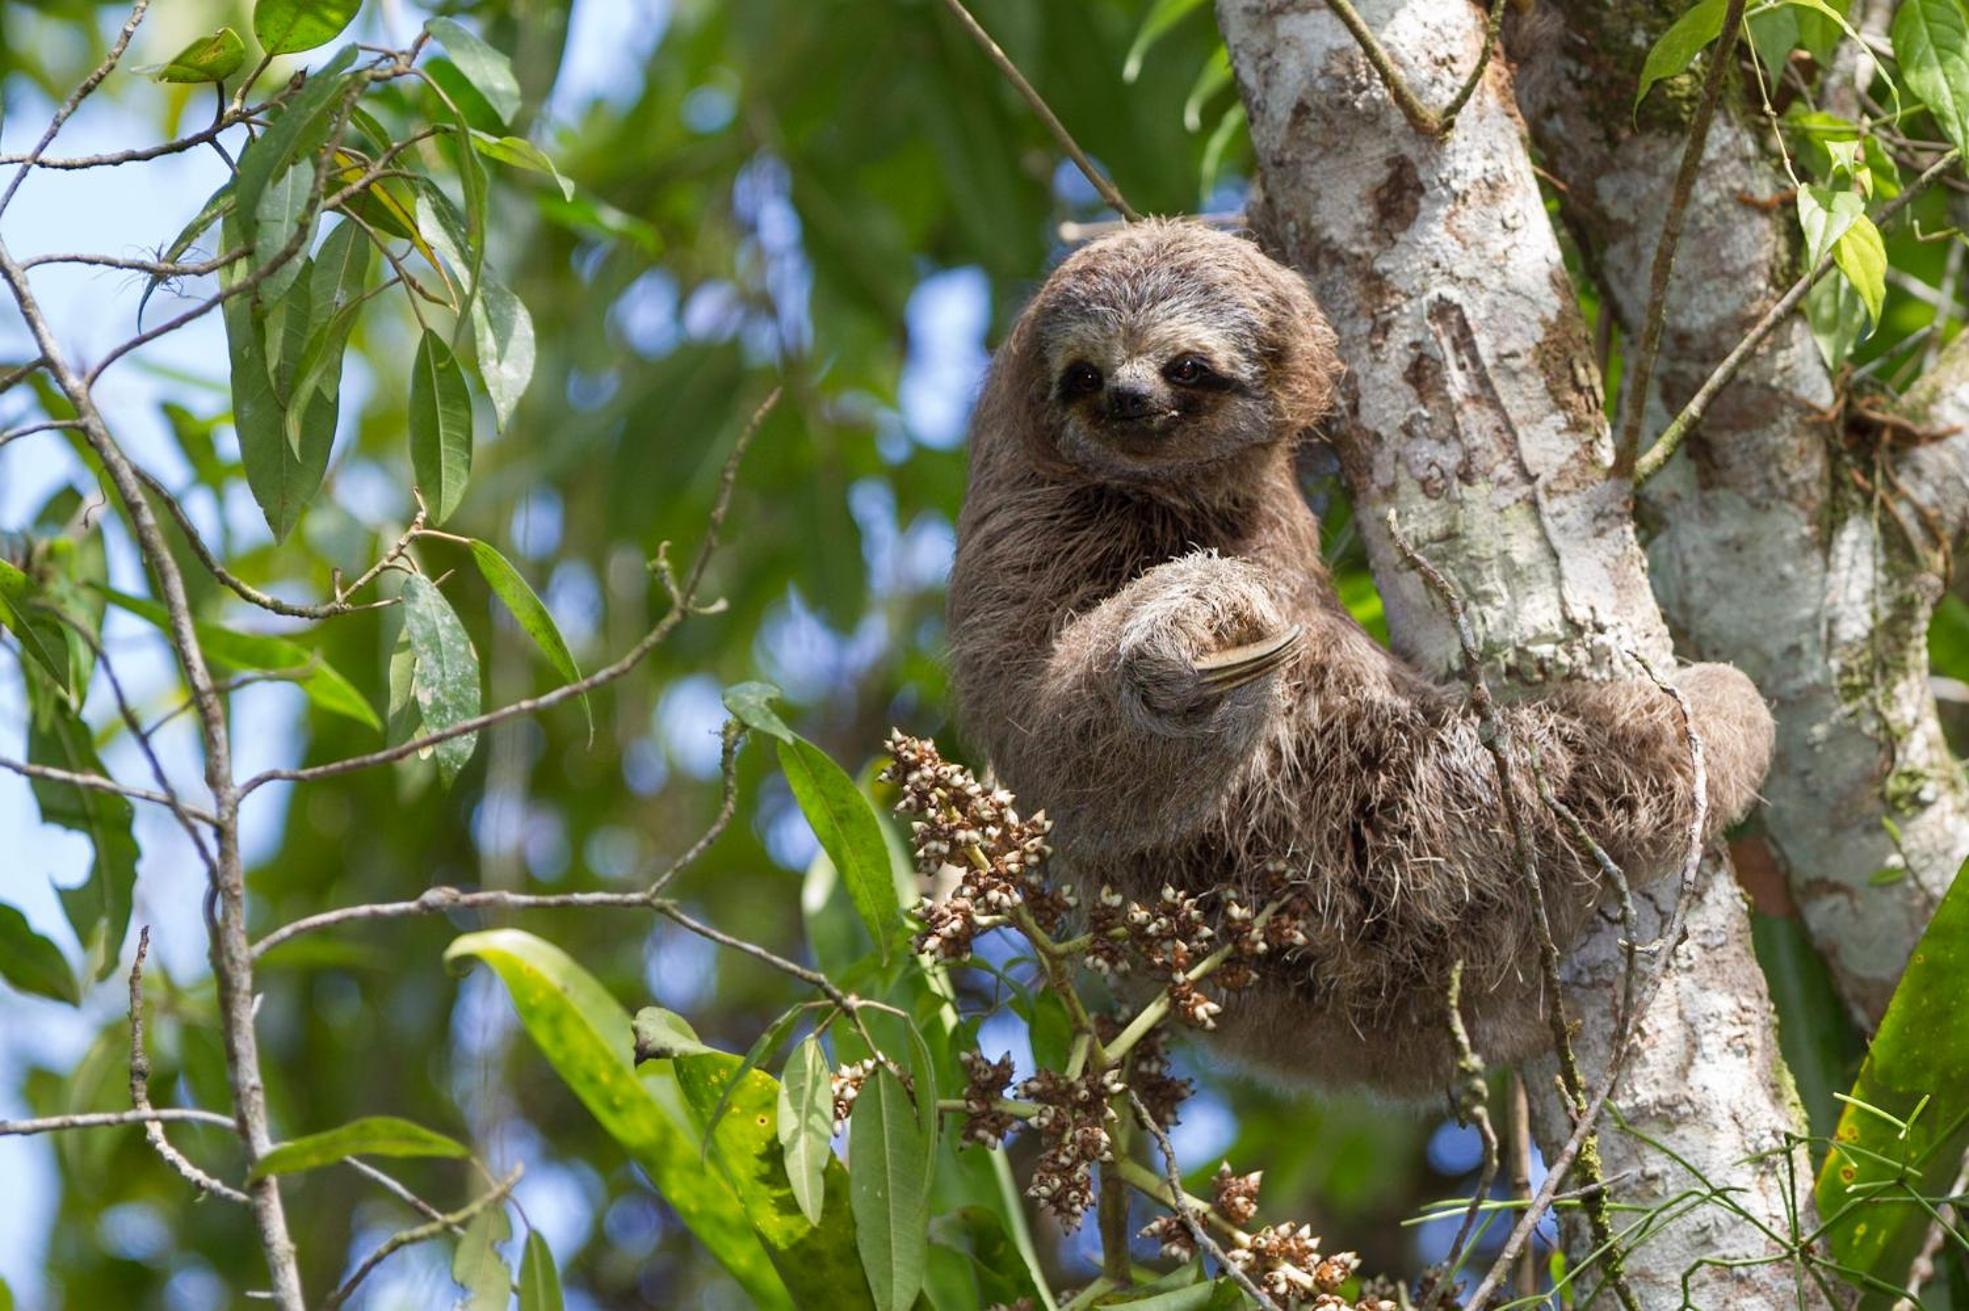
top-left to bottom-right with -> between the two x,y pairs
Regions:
101,589 -> 380,731
283,221 -> 371,456
451,1203 -> 512,1311
1894,0 -> 1969,151
849,1065 -> 929,1311
253,0 -> 361,56
778,736 -> 901,963
444,930 -> 790,1308
249,1115 -> 469,1181
1931,592 -> 1969,681
1183,47 -> 1233,133
517,1229 -> 564,1311
253,163 -> 316,309
723,680 -> 796,743
632,1006 -> 719,1062
1816,855 -> 1969,1306
233,46 -> 356,228
0,903 -> 78,1005
399,574 -> 482,785
136,27 -> 246,83
427,18 -> 524,125
1832,212 -> 1887,324
1124,0 -> 1208,82
0,559 -> 75,697
778,1036 -> 834,1226
224,219 -> 332,541
701,1004 -> 811,1156
470,132 -> 576,201
410,329 -> 474,524
1797,183 -> 1865,265
28,698 -> 137,983
1637,0 -> 1730,107
673,1050 -> 877,1310
1806,261 -> 1867,369
468,271 -> 534,433
1105,1282 -> 1239,1310
468,540 -> 589,737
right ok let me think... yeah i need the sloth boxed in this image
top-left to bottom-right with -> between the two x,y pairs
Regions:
945,219 -> 1775,1094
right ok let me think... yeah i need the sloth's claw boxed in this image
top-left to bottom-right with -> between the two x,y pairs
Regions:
1193,622 -> 1304,694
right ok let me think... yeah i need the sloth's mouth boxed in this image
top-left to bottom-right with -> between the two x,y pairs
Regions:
1101,412 -> 1182,447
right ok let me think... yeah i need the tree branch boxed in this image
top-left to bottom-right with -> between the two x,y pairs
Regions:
129,928 -> 248,1203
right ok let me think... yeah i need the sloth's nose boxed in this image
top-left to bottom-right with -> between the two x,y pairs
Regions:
1107,385 -> 1154,420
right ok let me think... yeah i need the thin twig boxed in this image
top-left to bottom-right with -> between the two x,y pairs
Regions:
236,388 -> 776,795
1321,0 -> 1505,136
1510,1072 -> 1538,1298
320,1166 -> 521,1310
0,1107 -> 236,1136
74,626 -> 218,874
0,756 -> 218,825
20,247 -> 246,276
1385,512 -> 1638,1311
1635,148 -> 1963,484
936,0 -> 1141,221
1442,959 -> 1501,1273
1614,0 -> 1749,476
0,100 -> 277,171
0,0 -> 153,217
1127,1091 -> 1281,1311
130,929 -> 248,1203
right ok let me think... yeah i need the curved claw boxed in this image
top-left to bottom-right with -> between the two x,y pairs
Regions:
1192,622 -> 1305,694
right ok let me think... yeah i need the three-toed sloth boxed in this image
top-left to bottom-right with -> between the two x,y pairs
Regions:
946,219 -> 1775,1094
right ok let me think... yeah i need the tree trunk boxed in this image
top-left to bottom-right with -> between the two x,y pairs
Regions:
1516,0 -> 1969,1027
1215,1 -> 1817,1303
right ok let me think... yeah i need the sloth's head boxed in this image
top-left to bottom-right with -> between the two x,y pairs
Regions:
1016,219 -> 1339,487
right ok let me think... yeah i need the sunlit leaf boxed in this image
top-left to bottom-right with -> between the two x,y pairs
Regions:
233,45 -> 356,227
0,903 -> 78,1005
849,1065 -> 928,1311
1636,0 -> 1730,107
409,329 -> 474,525
399,574 -> 481,785
1805,262 -> 1866,369
1124,0 -> 1209,82
778,1036 -> 834,1226
468,540 -> 588,736
673,1049 -> 876,1310
471,132 -> 576,200
253,0 -> 361,56
470,272 -> 535,431
1832,212 -> 1887,324
451,1203 -> 511,1311
1816,856 -> 1969,1307
444,930 -> 790,1308
101,589 -> 380,731
248,1115 -> 469,1180
723,680 -> 796,742
427,17 -> 524,125
222,218 -> 331,540
632,1006 -> 719,1062
517,1229 -> 564,1311
136,27 -> 246,83
701,1003 -> 810,1154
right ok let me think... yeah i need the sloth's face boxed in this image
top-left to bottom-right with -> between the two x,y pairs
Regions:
1037,276 -> 1278,486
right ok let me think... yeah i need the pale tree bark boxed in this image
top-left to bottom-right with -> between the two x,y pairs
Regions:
1216,1 -> 1816,1305
1516,1 -> 1969,1026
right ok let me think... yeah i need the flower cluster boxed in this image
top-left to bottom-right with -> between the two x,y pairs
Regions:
1138,1210 -> 1199,1261
883,731 -> 1072,954
1212,1160 -> 1263,1226
829,1058 -> 880,1133
1019,1066 -> 1125,1229
1226,1225 -> 1367,1306
1096,1014 -> 1193,1129
955,1049 -> 1019,1148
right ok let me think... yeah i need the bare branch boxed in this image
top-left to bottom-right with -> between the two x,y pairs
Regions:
0,418 -> 83,448
936,0 -> 1141,222
130,928 -> 248,1203
1440,960 -> 1501,1275
0,756 -> 217,825
0,100 -> 277,171
236,387 -> 775,795
320,1166 -> 521,1311
0,1107 -> 236,1137
20,247 -> 246,277
1613,0 -> 1749,476
1127,1090 -> 1281,1311
0,0 -> 153,218
1635,148 -> 1962,484
1319,0 -> 1505,136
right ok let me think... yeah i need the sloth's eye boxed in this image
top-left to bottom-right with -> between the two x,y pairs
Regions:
1062,362 -> 1103,397
1164,355 -> 1215,386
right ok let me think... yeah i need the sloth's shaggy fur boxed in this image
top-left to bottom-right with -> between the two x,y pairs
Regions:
947,220 -> 1776,1094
